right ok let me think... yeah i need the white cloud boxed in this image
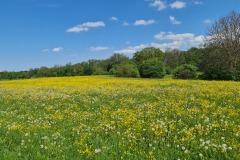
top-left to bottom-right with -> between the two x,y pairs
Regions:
203,19 -> 212,24
194,1 -> 203,5
150,0 -> 167,11
133,19 -> 156,26
90,46 -> 109,51
154,31 -> 205,50
123,21 -> 130,26
42,49 -> 49,52
66,21 -> 105,33
170,1 -> 186,9
114,32 -> 205,53
110,17 -> 118,21
155,32 -> 193,41
169,16 -> 181,24
115,44 -> 147,54
52,47 -> 63,52
151,41 -> 182,51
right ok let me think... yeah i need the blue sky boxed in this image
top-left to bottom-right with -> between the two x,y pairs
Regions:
1,0 -> 240,71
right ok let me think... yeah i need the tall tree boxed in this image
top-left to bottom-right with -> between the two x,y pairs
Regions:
106,53 -> 130,71
207,11 -> 240,72
164,48 -> 185,70
133,47 -> 164,68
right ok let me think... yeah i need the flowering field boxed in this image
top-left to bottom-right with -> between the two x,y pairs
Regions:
0,76 -> 239,159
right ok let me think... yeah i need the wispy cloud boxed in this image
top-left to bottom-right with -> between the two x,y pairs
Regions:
42,49 -> 50,52
42,47 -> 63,53
110,17 -> 118,21
203,19 -> 212,24
170,16 -> 181,24
150,0 -> 167,11
52,47 -> 63,52
90,46 -> 110,51
133,19 -> 156,26
193,1 -> 203,5
115,31 -> 205,53
66,21 -> 105,33
123,21 -> 130,26
115,44 -> 147,54
169,1 -> 186,9
154,31 -> 205,50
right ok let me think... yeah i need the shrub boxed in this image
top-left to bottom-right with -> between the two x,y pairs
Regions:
109,68 -> 116,75
172,64 -> 198,79
114,63 -> 140,78
139,59 -> 165,78
83,65 -> 95,75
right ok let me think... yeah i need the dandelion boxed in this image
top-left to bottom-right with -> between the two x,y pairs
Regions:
0,76 -> 239,159
95,148 -> 101,154
206,140 -> 210,144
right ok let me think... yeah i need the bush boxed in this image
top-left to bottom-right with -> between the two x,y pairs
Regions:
172,64 -> 198,79
109,68 -> 116,75
83,65 -> 95,75
114,63 -> 140,78
139,59 -> 165,78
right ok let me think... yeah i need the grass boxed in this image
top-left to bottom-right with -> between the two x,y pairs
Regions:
0,76 -> 239,159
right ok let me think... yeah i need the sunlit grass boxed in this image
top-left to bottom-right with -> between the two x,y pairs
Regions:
0,76 -> 239,159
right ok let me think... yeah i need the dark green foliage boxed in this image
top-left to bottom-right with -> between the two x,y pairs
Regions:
200,46 -> 240,80
83,65 -> 95,75
106,53 -> 131,71
133,47 -> 164,68
163,49 -> 185,73
139,59 -> 165,78
207,11 -> 240,74
183,47 -> 204,68
109,68 -> 116,75
172,64 -> 198,79
205,11 -> 240,80
114,63 -> 140,78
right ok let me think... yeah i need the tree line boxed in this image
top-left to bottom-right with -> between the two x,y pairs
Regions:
1,11 -> 240,81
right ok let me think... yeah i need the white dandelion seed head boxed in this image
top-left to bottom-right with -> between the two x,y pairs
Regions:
95,148 -> 101,153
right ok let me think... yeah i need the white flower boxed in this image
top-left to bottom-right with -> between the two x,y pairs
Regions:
40,145 -> 44,149
222,144 -> 227,147
95,148 -> 101,153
